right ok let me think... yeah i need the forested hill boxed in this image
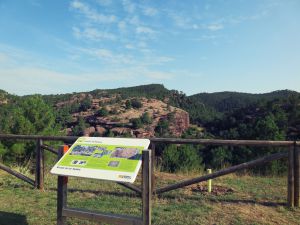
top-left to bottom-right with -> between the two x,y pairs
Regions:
189,90 -> 299,113
1,84 -> 300,174
42,84 -> 299,113
7,84 -> 300,127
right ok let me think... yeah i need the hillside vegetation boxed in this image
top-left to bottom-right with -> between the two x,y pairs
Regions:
0,84 -> 300,174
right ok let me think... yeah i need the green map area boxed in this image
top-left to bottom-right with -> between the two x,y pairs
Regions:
58,143 -> 143,173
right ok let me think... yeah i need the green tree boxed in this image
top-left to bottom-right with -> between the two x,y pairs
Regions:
96,107 -> 109,117
130,118 -> 143,129
131,99 -> 142,109
125,100 -> 132,109
141,112 -> 152,124
162,144 -> 203,172
255,113 -> 284,140
0,95 -> 60,164
72,117 -> 87,136
79,98 -> 92,111
155,119 -> 169,136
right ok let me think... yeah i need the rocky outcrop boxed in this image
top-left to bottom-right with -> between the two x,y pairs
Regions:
57,96 -> 190,138
169,111 -> 190,137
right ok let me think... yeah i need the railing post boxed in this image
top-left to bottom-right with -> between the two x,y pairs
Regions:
35,139 -> 44,190
294,142 -> 300,207
288,146 -> 295,207
142,149 -> 152,225
57,145 -> 69,225
150,142 -> 156,192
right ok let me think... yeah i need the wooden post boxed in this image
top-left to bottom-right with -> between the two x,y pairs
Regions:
295,142 -> 300,207
150,142 -> 155,192
57,145 -> 69,225
207,169 -> 212,193
288,146 -> 295,207
142,149 -> 151,225
35,139 -> 44,190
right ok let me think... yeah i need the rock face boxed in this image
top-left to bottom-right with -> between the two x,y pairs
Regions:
56,96 -> 190,138
169,111 -> 190,137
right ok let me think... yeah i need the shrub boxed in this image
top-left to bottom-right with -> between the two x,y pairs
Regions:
162,144 -> 203,172
131,99 -> 142,109
130,118 -> 143,129
96,107 -> 109,117
141,112 -> 152,124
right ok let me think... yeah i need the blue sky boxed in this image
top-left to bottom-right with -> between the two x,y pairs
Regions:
0,0 -> 299,96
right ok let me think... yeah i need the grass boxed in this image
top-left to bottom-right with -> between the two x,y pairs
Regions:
0,169 -> 299,225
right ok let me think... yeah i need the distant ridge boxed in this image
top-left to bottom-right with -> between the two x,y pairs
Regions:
2,84 -> 299,117
189,89 -> 299,113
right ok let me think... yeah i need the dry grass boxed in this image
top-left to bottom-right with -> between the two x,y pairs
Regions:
0,170 -> 299,225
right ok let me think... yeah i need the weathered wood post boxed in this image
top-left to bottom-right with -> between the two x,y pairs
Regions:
294,142 -> 300,207
57,145 -> 69,225
35,139 -> 44,190
288,145 -> 295,207
142,149 -> 152,225
150,142 -> 156,192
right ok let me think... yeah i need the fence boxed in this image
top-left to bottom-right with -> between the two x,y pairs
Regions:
0,134 -> 299,223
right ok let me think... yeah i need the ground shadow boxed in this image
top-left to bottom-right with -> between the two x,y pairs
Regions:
155,192 -> 286,208
208,198 -> 286,207
48,187 -> 140,198
0,211 -> 28,225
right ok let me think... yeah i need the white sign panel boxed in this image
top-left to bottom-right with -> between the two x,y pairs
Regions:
51,137 -> 150,183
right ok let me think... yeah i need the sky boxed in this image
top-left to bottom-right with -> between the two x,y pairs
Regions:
0,0 -> 299,96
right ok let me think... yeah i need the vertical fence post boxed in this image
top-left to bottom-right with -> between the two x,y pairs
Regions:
142,149 -> 152,225
288,146 -> 295,207
150,142 -> 156,192
35,139 -> 44,190
57,145 -> 69,225
295,142 -> 300,207
207,169 -> 212,193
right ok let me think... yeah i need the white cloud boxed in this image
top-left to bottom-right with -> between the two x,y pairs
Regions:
136,26 -> 155,34
96,0 -> 112,6
197,35 -> 220,41
125,44 -> 135,49
143,70 -> 173,80
192,24 -> 199,29
0,44 -> 176,95
0,66 -> 175,95
169,13 -> 191,29
118,21 -> 127,32
72,26 -> 116,41
122,0 -> 136,13
70,0 -> 116,23
0,67 -> 128,95
77,47 -> 134,65
206,23 -> 224,31
128,16 -> 140,26
143,7 -> 158,16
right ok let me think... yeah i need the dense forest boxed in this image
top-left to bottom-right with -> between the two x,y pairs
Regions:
0,84 -> 299,174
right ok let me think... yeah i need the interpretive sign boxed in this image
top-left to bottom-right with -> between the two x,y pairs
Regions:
51,137 -> 150,183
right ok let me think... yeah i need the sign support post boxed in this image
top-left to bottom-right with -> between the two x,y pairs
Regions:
57,145 -> 69,225
56,146 -> 152,225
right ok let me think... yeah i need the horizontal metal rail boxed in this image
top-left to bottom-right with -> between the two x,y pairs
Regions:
155,151 -> 288,195
0,134 -> 298,147
0,163 -> 35,186
0,134 -> 78,142
150,138 -> 295,147
62,207 -> 142,225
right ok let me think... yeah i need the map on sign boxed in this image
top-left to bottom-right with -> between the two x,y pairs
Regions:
50,137 -> 150,183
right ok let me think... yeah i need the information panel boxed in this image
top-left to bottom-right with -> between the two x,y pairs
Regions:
51,137 -> 150,183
